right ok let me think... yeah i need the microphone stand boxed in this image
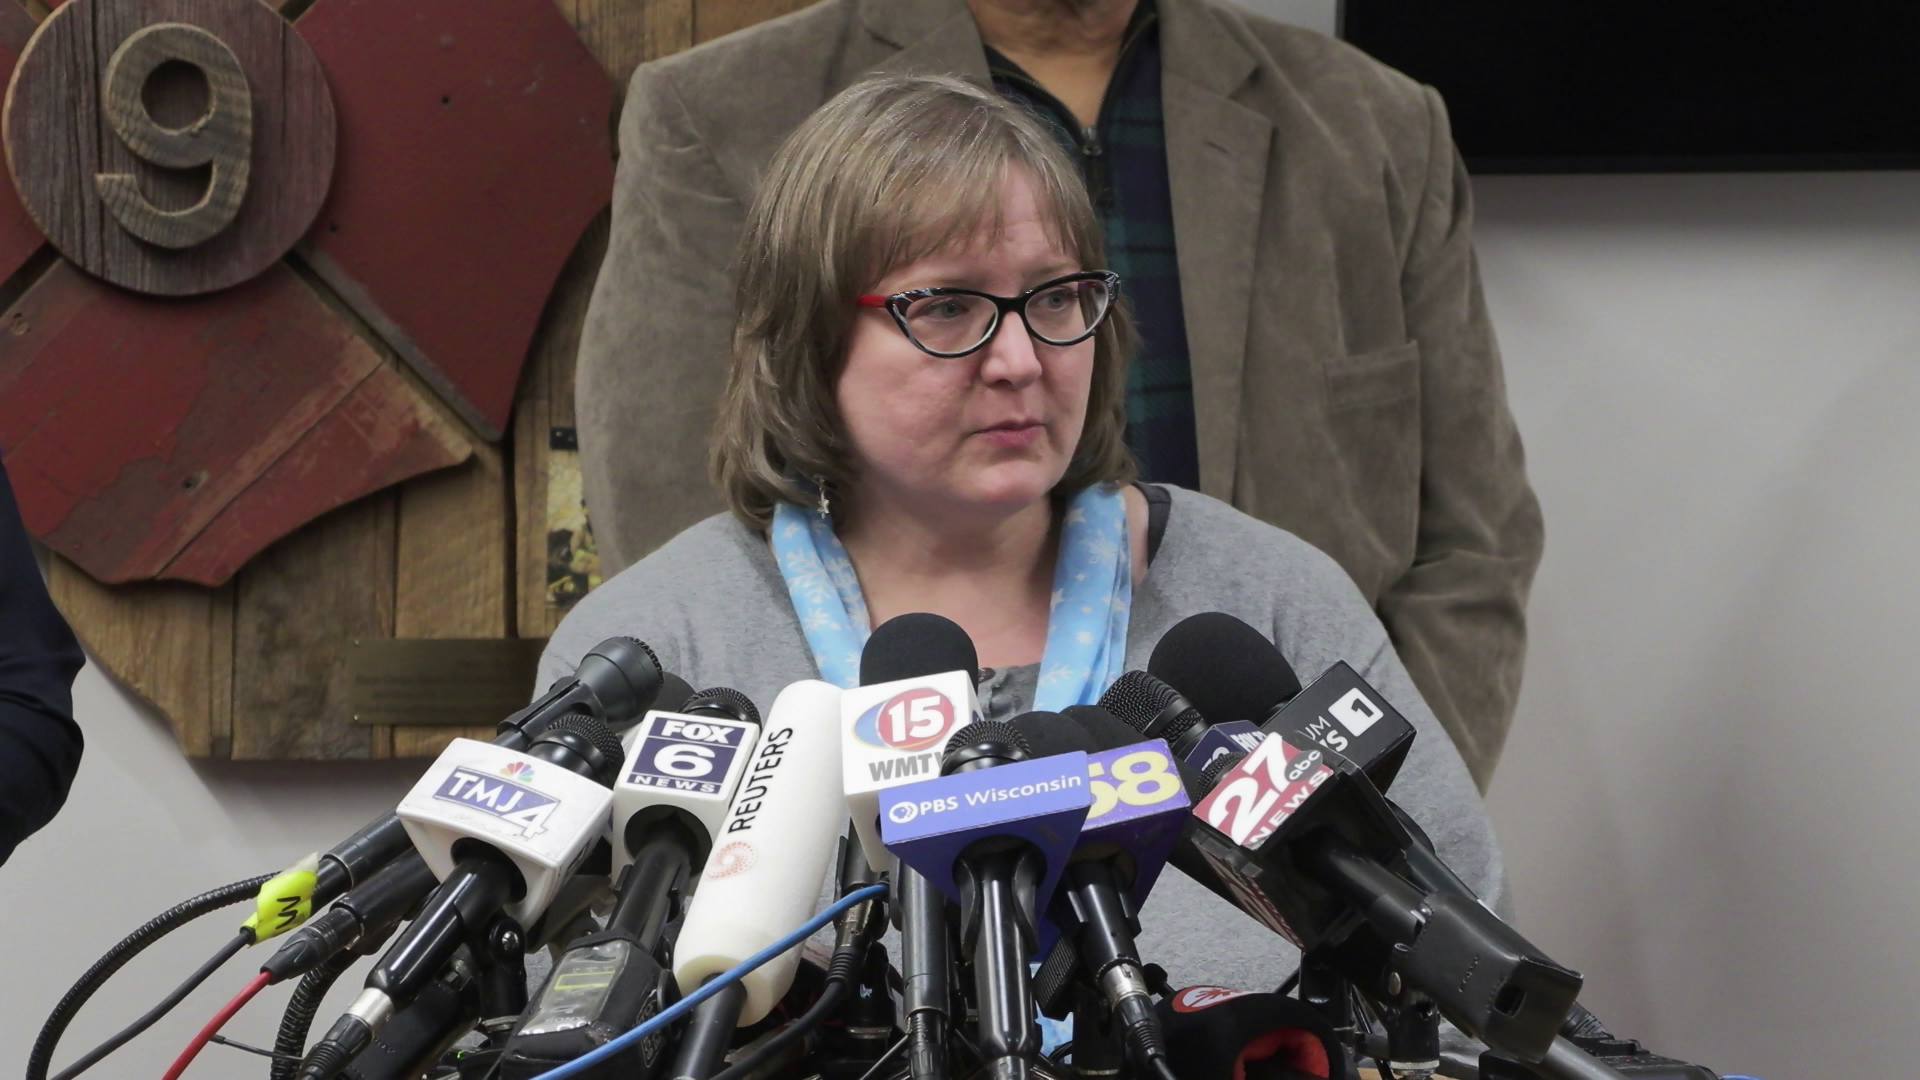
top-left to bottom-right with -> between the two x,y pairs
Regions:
954,841 -> 1046,1080
898,864 -> 955,1080
1068,985 -> 1124,1080
1299,959 -> 1364,1080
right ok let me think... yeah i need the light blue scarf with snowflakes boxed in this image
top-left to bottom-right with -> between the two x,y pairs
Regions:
771,484 -> 1131,708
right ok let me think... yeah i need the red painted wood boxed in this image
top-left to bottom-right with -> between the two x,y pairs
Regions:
295,0 -> 615,440
167,364 -> 467,584
0,260 -> 464,585
0,3 -> 49,287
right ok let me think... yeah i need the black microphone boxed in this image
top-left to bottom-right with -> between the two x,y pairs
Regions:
262,852 -> 438,986
299,713 -> 629,1079
1187,735 -> 1583,1064
307,638 -> 674,913
498,685 -> 763,1080
858,613 -> 980,1080
1009,712 -> 1179,1080
938,720 -> 1046,1080
1151,612 -> 1415,791
1069,694 -> 1584,1065
1148,613 -> 1302,722
1099,670 -> 1263,771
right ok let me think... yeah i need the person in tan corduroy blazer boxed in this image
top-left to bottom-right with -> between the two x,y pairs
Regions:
571,0 -> 1543,790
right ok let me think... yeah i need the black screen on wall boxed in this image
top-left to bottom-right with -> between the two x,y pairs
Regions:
1338,3 -> 1920,173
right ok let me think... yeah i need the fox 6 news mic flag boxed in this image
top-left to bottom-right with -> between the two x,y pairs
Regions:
612,707 -> 760,873
395,738 -> 615,924
842,669 -> 982,867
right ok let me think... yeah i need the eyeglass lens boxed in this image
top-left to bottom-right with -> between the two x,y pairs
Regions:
900,277 -> 1113,355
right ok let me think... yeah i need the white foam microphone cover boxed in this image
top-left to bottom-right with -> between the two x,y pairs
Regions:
671,679 -> 845,1025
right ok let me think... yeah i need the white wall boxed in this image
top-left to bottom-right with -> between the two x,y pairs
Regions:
0,667 -> 415,1079
1476,170 -> 1920,1080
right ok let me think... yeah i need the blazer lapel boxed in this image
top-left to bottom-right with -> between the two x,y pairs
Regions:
847,0 -> 990,86
1158,0 -> 1270,500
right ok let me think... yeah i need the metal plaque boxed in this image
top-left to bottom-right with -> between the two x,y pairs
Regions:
347,637 -> 546,727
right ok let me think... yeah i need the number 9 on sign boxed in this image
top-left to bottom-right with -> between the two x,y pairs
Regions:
1087,748 -> 1181,820
95,23 -> 253,249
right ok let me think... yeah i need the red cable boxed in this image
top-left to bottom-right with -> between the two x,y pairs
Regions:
160,970 -> 271,1080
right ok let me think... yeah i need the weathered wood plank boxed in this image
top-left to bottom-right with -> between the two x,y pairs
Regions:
0,2 -> 47,291
165,361 -> 472,584
514,210 -> 609,640
230,492 -> 396,760
293,0 -> 616,439
391,444 -> 511,757
558,0 -> 690,93
47,553 -> 235,758
0,260 -> 467,587
693,0 -> 818,45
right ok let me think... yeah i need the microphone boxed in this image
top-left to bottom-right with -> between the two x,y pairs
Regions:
498,686 -> 764,1079
666,679 -> 845,1080
843,613 -> 983,866
1007,713 -> 1186,1080
1099,669 -> 1264,772
261,852 -> 438,986
306,637 -> 674,915
1149,613 -> 1414,791
1064,699 -> 1584,1065
1188,732 -> 1583,1063
298,712 -> 627,1079
882,719 -> 1093,1080
847,613 -> 982,1080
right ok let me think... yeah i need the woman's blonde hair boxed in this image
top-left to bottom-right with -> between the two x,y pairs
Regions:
711,73 -> 1137,530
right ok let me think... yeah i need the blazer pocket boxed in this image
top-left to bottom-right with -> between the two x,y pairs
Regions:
1323,341 -> 1421,412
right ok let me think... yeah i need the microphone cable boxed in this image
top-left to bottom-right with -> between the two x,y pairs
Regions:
272,950 -> 360,1080
526,882 -> 889,1080
706,950 -> 859,1080
29,871 -> 272,1080
161,969 -> 274,1080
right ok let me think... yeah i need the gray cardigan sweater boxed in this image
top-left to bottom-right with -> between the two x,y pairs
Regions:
538,485 -> 1507,993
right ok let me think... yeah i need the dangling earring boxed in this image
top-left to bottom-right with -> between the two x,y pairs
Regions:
813,475 -> 831,519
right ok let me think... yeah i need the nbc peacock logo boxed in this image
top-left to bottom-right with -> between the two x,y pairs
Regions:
501,761 -> 536,783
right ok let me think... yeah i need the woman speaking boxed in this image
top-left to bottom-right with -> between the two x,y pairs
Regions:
539,74 -> 1504,991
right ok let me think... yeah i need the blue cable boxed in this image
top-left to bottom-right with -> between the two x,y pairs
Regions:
527,882 -> 890,1080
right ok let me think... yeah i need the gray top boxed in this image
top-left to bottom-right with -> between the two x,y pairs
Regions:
538,486 -> 1508,993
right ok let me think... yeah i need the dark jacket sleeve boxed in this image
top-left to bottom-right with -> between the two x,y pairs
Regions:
0,458 -> 85,866
1373,87 -> 1544,792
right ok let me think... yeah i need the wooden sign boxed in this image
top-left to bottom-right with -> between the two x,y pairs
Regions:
10,0 -> 814,761
295,0 -> 620,440
4,0 -> 336,297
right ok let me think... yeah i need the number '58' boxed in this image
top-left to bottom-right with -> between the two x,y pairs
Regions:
1087,750 -> 1181,820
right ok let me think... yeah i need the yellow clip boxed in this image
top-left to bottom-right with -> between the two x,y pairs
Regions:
242,853 -> 320,943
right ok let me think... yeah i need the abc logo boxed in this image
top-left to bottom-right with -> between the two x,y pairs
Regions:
854,690 -> 957,751
887,801 -> 919,824
1171,986 -> 1255,1013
